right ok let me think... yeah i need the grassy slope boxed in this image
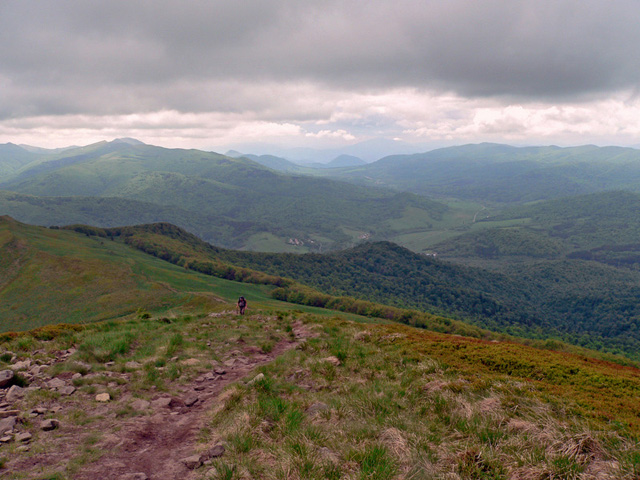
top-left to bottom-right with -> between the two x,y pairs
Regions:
0,217 -> 391,334
2,311 -> 639,478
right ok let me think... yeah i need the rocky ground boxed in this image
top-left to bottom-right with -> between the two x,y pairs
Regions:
0,313 -> 312,479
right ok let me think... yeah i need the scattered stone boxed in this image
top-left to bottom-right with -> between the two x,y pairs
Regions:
40,419 -> 60,431
47,378 -> 66,389
354,331 -> 372,341
122,474 -> 148,480
71,361 -> 92,373
184,395 -> 199,407
12,359 -> 31,371
151,397 -> 172,409
105,361 -> 115,367
223,359 -> 236,367
205,468 -> 218,478
131,398 -> 151,410
0,435 -> 12,443
59,386 -> 76,396
182,358 -> 200,366
194,384 -> 206,391
0,402 -> 8,408
6,385 -> 24,402
95,393 -> 111,402
306,402 -> 329,416
170,356 -> 179,362
247,373 -> 265,386
200,444 -> 225,461
33,407 -> 47,415
71,373 -> 82,380
16,432 -> 32,443
50,406 -> 63,413
213,367 -> 226,375
0,410 -> 20,419
125,361 -> 142,370
181,454 -> 202,470
0,416 -> 17,434
322,356 -> 341,366
0,370 -> 14,388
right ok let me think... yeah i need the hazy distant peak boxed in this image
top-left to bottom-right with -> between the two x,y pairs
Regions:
225,150 -> 245,158
327,154 -> 366,168
110,137 -> 145,145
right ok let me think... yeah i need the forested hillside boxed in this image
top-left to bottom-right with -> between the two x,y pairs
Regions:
96,222 -> 640,361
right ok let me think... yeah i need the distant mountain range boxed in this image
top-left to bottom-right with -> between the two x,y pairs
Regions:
0,139 -> 446,251
319,142 -> 640,203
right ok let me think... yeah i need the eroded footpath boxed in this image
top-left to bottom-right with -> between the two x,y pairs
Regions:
0,311 -> 311,479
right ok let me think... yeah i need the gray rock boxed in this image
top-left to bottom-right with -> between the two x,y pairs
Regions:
184,395 -> 199,407
247,373 -> 265,385
59,386 -> 76,396
0,409 -> 20,418
6,385 -> 24,402
11,359 -> 31,371
131,398 -> 151,410
122,474 -> 148,480
213,367 -> 226,375
47,378 -> 66,389
15,431 -> 32,442
95,393 -> 111,402
16,445 -> 30,452
125,361 -> 142,370
0,370 -> 14,388
151,397 -> 172,409
72,361 -> 92,372
200,444 -> 225,461
181,454 -> 202,470
0,435 -> 12,443
0,416 -> 17,434
40,419 -> 60,431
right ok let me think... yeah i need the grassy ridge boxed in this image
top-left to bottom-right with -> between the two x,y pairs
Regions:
2,310 -> 639,478
0,216 -> 239,332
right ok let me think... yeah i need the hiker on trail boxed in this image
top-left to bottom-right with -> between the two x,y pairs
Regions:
237,296 -> 247,315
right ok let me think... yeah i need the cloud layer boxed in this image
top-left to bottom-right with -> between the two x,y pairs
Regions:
2,1 -> 640,149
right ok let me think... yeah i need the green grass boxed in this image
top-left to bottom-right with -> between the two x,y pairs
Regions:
3,308 -> 640,478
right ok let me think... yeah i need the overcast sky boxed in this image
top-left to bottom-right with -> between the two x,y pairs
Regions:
2,1 -> 640,152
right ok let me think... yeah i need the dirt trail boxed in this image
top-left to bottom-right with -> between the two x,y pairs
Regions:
77,322 -> 309,480
7,319 -> 311,480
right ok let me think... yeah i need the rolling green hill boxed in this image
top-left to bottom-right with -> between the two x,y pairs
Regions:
0,140 -> 449,252
320,143 -> 640,203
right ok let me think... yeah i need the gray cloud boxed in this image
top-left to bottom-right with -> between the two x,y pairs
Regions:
3,0 -> 640,120
2,0 -> 640,151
